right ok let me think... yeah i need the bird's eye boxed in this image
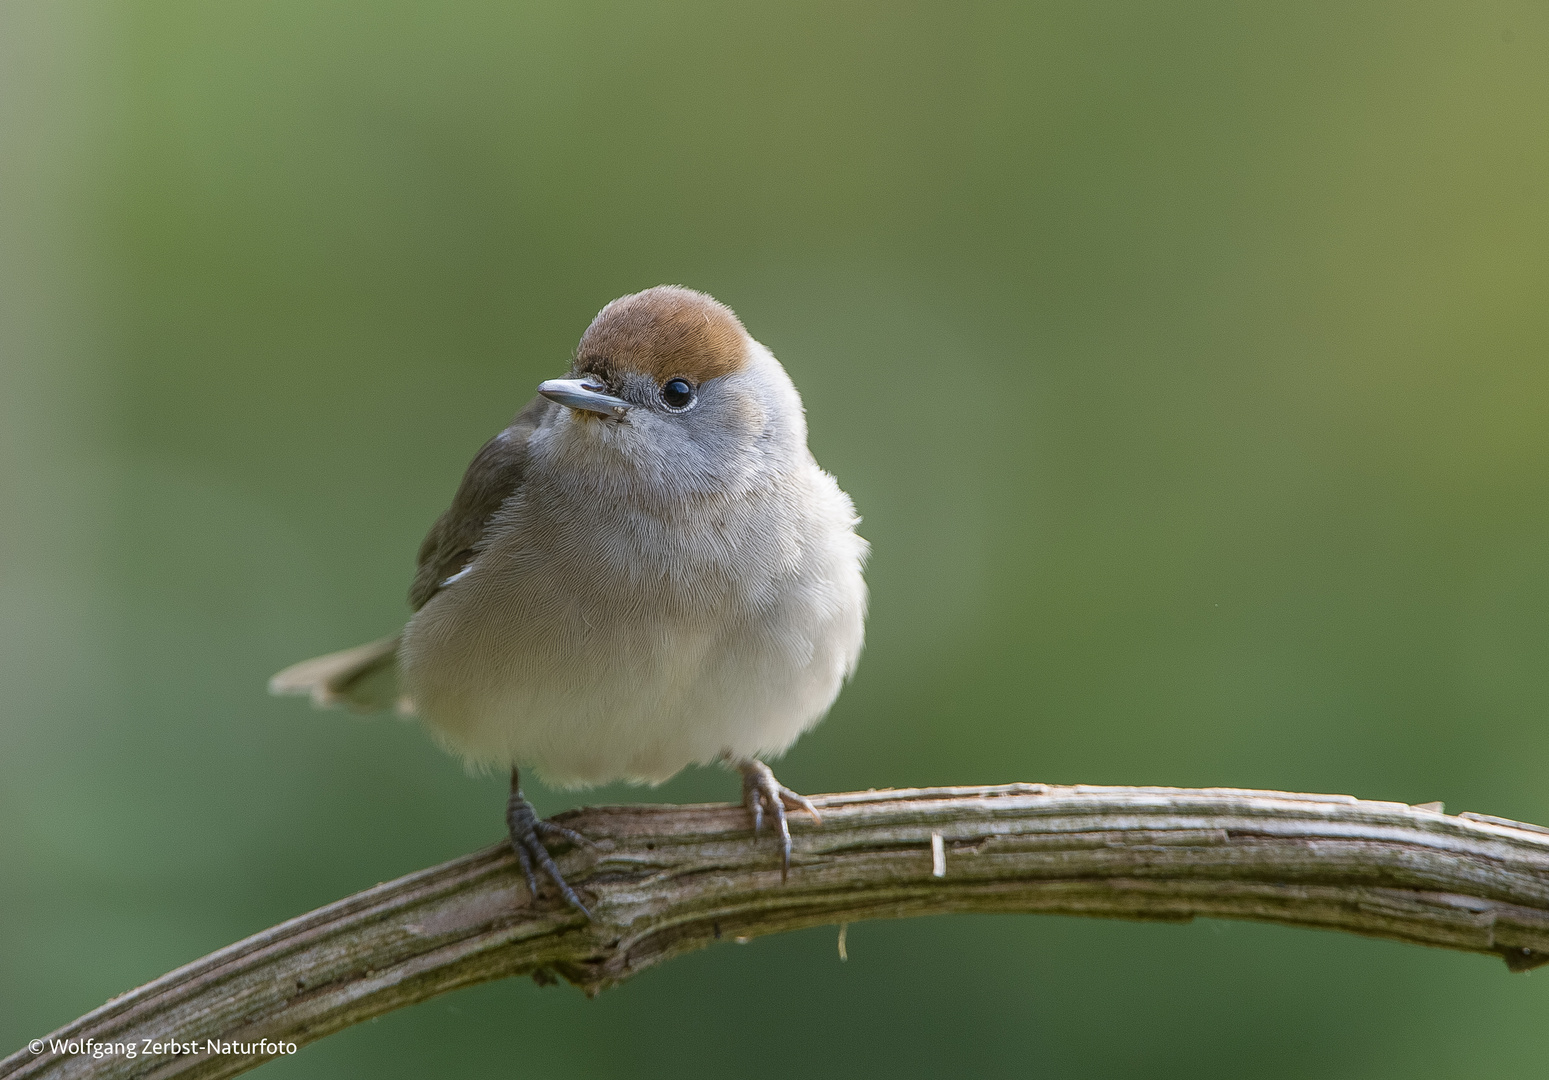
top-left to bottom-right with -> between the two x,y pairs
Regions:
661,378 -> 695,409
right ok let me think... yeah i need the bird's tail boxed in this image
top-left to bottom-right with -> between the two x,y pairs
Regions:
268,634 -> 406,713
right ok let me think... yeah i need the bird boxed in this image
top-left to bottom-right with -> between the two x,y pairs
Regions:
269,286 -> 868,917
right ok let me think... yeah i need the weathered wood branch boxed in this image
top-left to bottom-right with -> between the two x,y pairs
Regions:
8,783 -> 1549,1080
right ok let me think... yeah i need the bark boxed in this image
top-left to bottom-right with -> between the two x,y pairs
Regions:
7,783 -> 1549,1080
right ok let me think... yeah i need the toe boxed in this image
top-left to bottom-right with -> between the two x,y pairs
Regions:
524,836 -> 592,919
770,796 -> 793,882
535,820 -> 591,848
511,839 -> 539,898
779,787 -> 822,823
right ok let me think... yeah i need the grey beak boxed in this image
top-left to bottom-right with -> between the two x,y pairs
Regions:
538,378 -> 633,418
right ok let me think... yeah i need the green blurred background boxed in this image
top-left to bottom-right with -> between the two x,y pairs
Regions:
4,1 -> 1549,1075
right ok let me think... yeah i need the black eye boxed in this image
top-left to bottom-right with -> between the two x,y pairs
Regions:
661,378 -> 695,409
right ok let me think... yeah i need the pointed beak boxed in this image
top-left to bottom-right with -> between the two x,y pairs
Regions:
538,378 -> 633,418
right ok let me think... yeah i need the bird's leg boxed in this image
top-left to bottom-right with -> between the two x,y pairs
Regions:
736,759 -> 821,883
506,766 -> 592,918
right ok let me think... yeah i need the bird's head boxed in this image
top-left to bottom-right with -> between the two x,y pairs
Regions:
535,286 -> 807,496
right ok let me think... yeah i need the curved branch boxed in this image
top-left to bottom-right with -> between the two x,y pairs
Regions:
8,783 -> 1549,1079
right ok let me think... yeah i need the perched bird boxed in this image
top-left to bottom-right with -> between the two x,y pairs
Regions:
270,286 -> 868,916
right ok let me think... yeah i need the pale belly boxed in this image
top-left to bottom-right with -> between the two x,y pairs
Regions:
396,519 -> 865,787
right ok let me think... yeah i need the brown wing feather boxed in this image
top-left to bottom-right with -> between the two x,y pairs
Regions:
409,395 -> 553,610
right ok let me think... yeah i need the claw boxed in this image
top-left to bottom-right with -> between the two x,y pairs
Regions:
737,760 -> 821,883
747,778 -> 766,835
507,767 -> 592,919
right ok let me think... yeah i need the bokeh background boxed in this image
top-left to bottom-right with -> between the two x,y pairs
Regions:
5,1 -> 1549,1076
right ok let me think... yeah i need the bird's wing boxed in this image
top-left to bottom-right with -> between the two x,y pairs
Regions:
409,395 -> 554,610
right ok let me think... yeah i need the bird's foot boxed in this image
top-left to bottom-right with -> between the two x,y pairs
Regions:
507,768 -> 592,918
737,759 -> 821,883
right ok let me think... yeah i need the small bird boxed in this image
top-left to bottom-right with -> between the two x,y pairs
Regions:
270,286 -> 868,916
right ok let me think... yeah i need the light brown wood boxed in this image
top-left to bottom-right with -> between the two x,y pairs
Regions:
8,783 -> 1549,1079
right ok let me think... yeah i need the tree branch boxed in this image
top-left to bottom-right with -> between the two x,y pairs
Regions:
9,783 -> 1549,1079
